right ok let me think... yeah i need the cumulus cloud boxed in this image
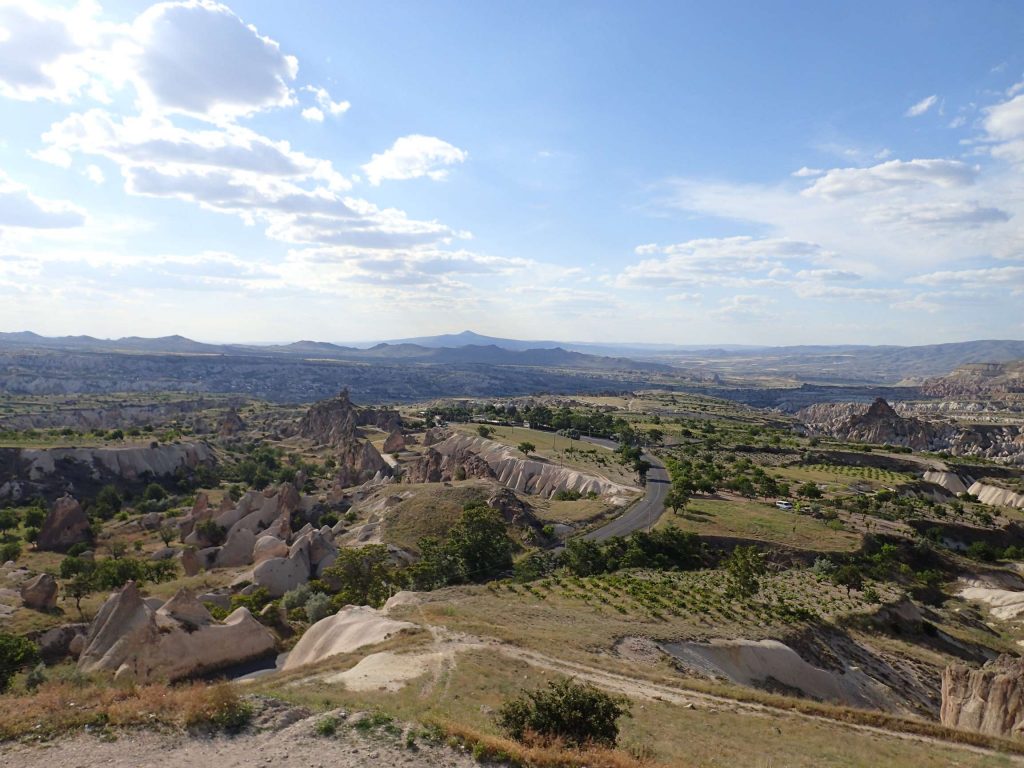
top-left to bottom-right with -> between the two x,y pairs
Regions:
802,158 -> 977,199
362,135 -> 468,185
0,1 -> 95,102
303,85 -> 349,116
0,170 -> 85,228
905,94 -> 938,117
300,106 -> 324,122
128,1 -> 298,121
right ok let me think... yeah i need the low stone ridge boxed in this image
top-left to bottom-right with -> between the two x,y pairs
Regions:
942,655 -> 1024,739
408,433 -> 636,501
0,441 -> 216,503
77,583 -> 276,683
37,494 -> 90,552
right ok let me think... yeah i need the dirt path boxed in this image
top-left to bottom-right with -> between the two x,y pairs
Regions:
1,704 -> 479,768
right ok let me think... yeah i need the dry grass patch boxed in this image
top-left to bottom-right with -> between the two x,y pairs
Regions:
436,720 -> 659,768
0,680 -> 251,741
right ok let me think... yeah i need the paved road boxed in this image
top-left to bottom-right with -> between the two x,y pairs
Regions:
578,437 -> 670,542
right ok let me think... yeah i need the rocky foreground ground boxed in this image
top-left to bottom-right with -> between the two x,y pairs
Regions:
1,700 -> 480,768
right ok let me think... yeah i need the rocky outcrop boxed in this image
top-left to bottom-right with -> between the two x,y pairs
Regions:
217,409 -> 246,438
403,447 -> 495,484
37,494 -> 90,552
487,488 -> 541,529
298,390 -> 399,445
968,481 -> 1024,510
282,605 -> 416,672
382,430 -> 406,453
801,398 -> 947,450
407,434 -> 636,501
941,655 -> 1024,739
334,440 -> 391,487
38,623 -> 88,662
923,470 -> 969,496
77,583 -> 276,683
799,398 -> 1024,465
923,362 -> 1024,399
422,427 -> 448,446
0,441 -> 216,502
298,391 -> 393,487
20,573 -> 57,610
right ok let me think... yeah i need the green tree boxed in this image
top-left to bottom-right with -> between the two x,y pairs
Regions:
496,678 -> 630,747
0,633 -> 40,692
724,545 -> 767,599
0,509 -> 18,535
476,425 -> 492,438
92,484 -> 123,520
832,564 -> 864,596
797,482 -> 823,500
517,441 -> 536,457
321,544 -> 397,607
158,524 -> 177,547
143,483 -> 167,502
447,504 -> 513,582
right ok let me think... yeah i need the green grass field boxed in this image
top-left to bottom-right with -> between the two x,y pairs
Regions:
661,496 -> 862,551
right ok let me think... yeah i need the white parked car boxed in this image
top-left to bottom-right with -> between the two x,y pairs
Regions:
775,500 -> 793,510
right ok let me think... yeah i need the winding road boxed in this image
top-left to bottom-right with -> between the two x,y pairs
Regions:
579,437 -> 670,541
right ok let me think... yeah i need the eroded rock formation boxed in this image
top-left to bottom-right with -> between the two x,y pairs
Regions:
77,583 -> 276,683
942,655 -> 1024,739
37,494 -> 90,552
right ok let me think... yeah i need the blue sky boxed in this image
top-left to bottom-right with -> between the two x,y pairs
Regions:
0,1 -> 1022,345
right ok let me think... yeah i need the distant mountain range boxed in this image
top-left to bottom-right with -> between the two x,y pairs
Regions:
0,331 -> 671,373
2,330 -> 1023,383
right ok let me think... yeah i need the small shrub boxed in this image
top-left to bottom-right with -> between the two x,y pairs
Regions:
183,684 -> 252,733
305,592 -> 334,624
315,714 -> 340,736
495,677 -> 630,747
281,583 -> 312,611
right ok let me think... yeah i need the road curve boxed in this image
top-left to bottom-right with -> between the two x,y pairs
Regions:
578,437 -> 669,542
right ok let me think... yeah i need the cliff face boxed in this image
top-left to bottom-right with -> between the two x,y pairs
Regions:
801,398 -> 949,451
798,398 -> 1024,464
297,390 -> 394,488
923,361 -> 1024,399
0,441 -> 216,503
941,655 -> 1024,739
404,433 -> 637,502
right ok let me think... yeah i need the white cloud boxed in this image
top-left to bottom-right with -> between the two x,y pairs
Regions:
83,163 -> 104,183
711,294 -> 775,320
618,236 -> 828,289
0,1 -> 98,102
301,106 -> 324,122
362,135 -> 468,185
794,269 -> 863,282
908,265 -> 1024,292
303,85 -> 349,116
128,0 -> 298,121
984,90 -> 1024,140
905,94 -> 938,118
802,158 -> 977,199
0,170 -> 86,228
